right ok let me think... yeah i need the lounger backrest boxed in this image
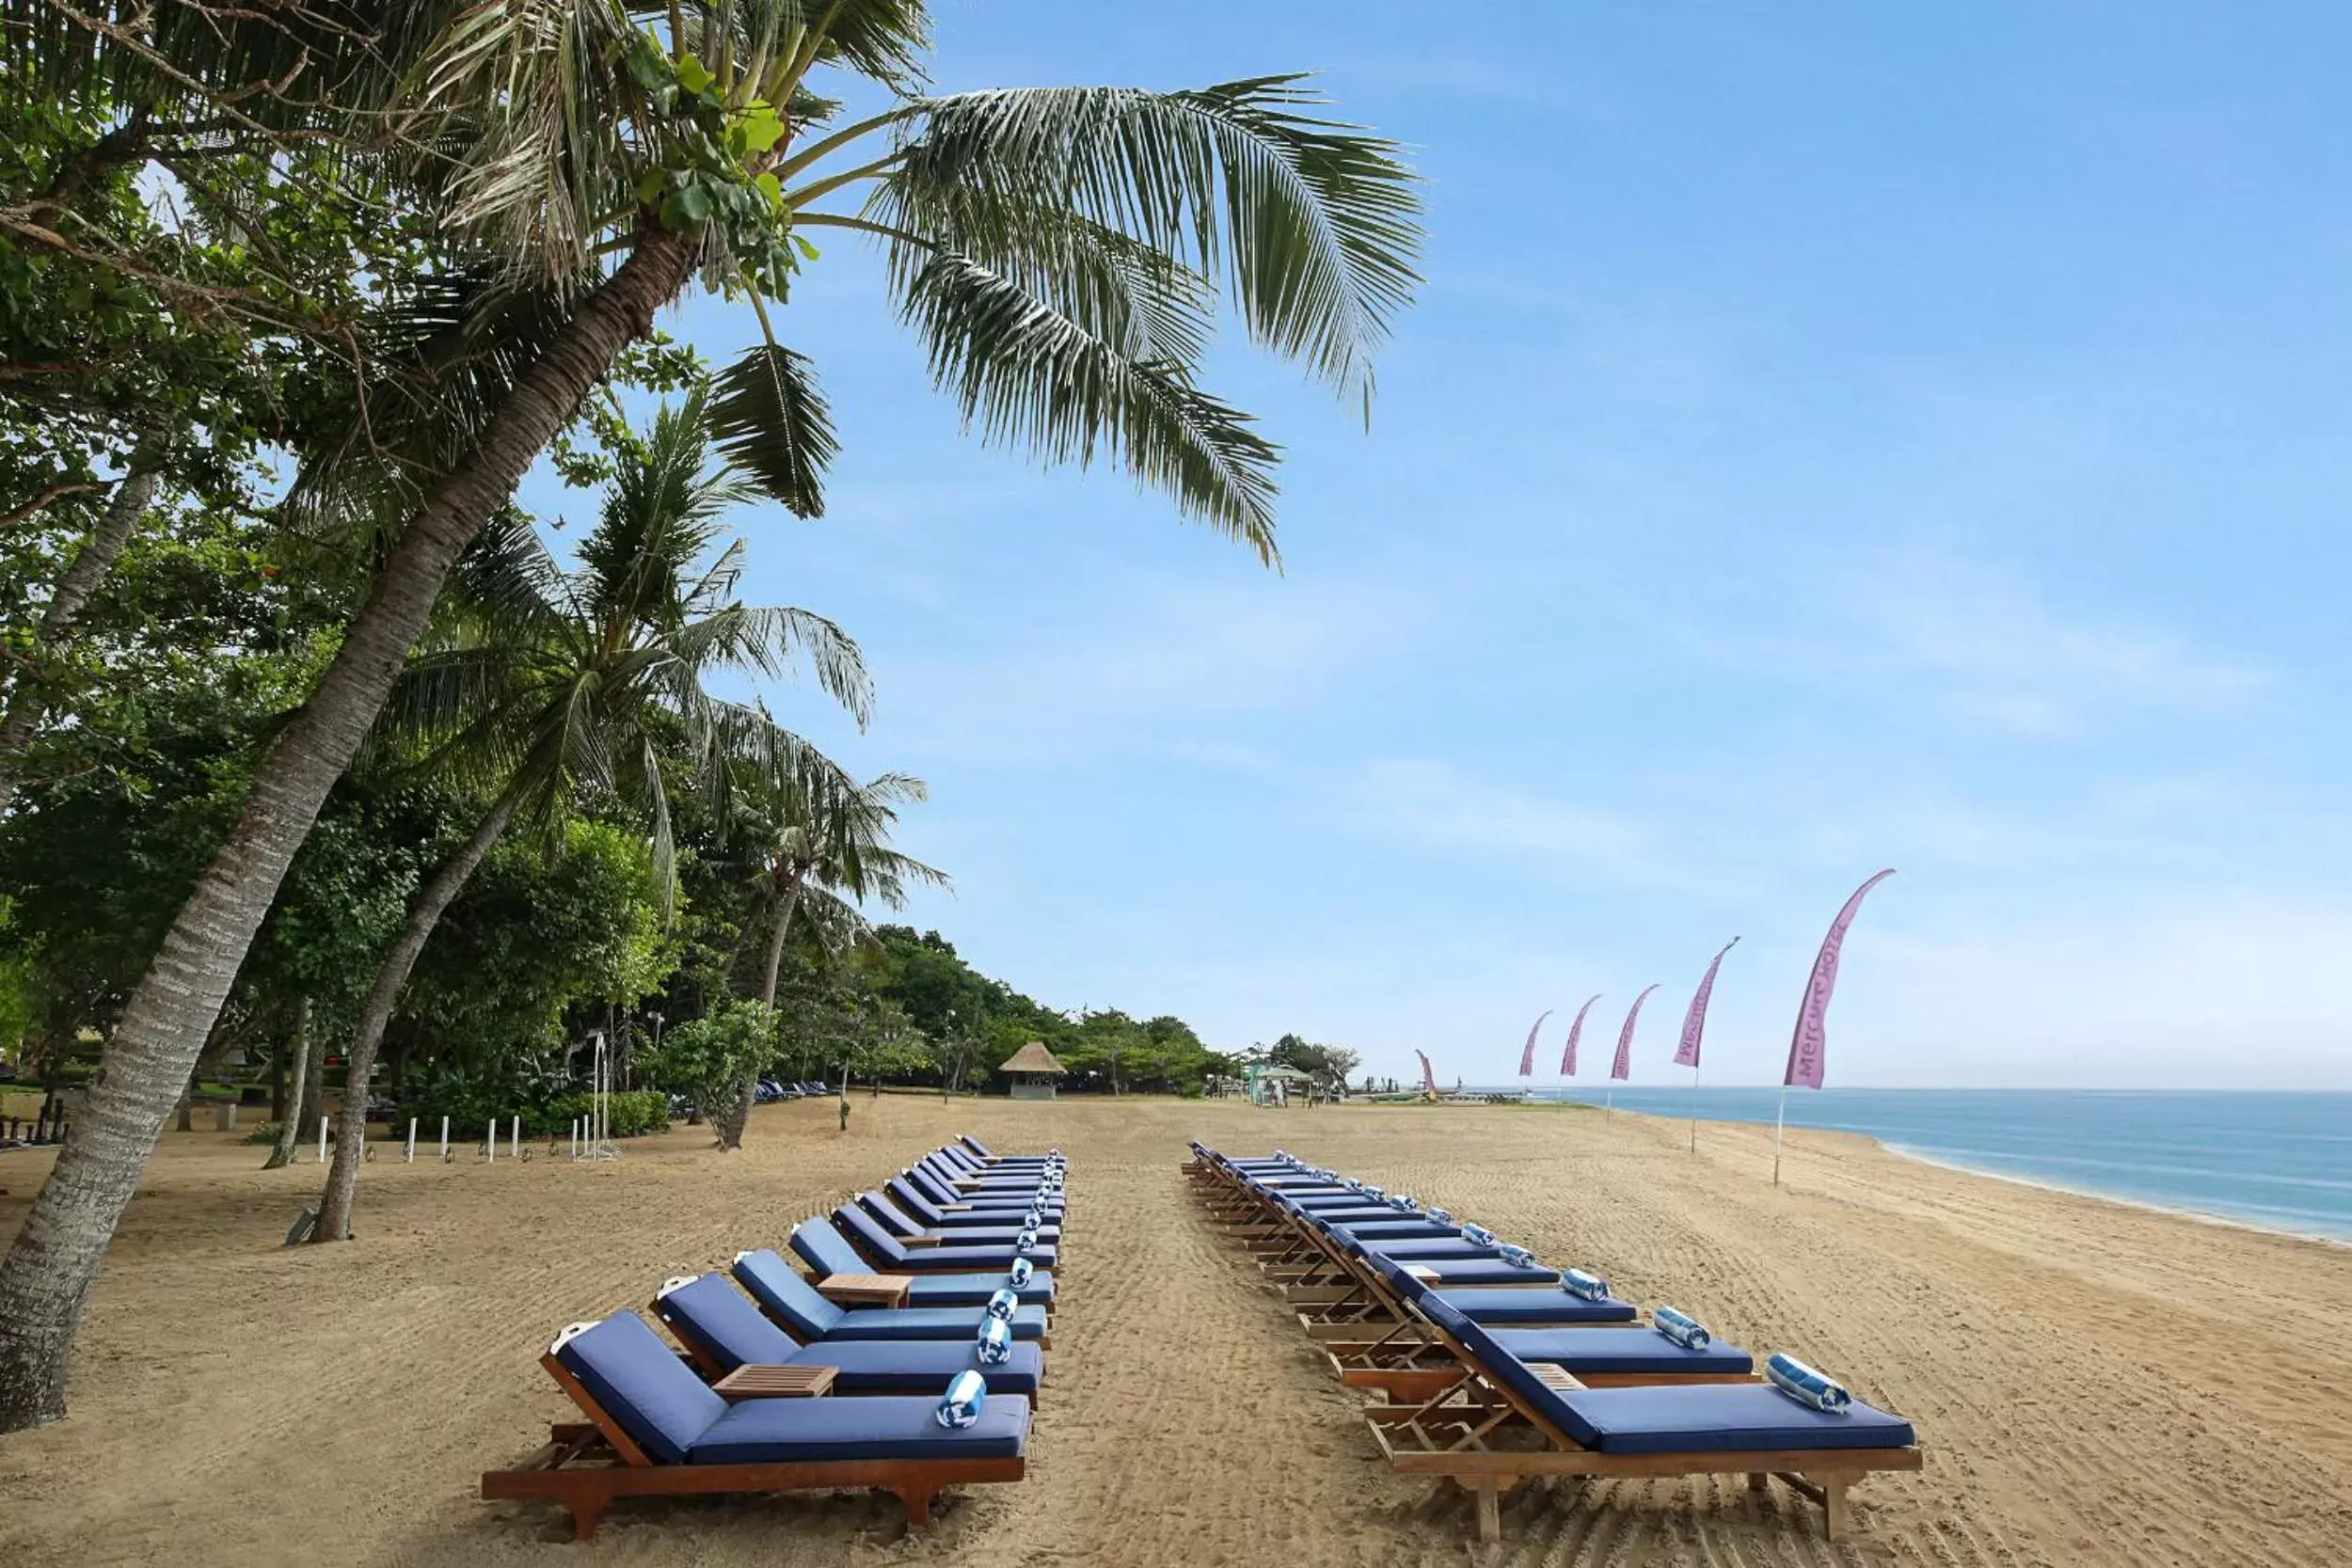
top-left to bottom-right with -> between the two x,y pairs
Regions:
1415,1294 -> 1605,1449
731,1248 -> 843,1338
656,1273 -> 800,1373
551,1311 -> 725,1465
907,1164 -> 961,1206
858,1190 -> 925,1237
961,1133 -> 993,1158
788,1216 -> 867,1278
834,1203 -> 911,1262
935,1146 -> 978,1174
886,1174 -> 946,1223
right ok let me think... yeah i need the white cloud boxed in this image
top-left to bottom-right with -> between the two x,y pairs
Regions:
1326,757 -> 1691,890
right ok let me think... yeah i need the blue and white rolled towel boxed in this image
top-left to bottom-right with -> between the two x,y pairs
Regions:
1651,1306 -> 1710,1350
1497,1243 -> 1541,1270
1424,1207 -> 1454,1227
1024,1205 -> 1043,1230
1766,1353 -> 1851,1413
1460,1223 -> 1498,1247
976,1314 -> 1013,1366
1015,1228 -> 1038,1256
1008,1257 -> 1034,1289
936,1369 -> 987,1429
1344,1178 -> 1365,1194
1561,1268 -> 1611,1302
1359,1183 -> 1385,1201
1388,1193 -> 1417,1212
984,1287 -> 1020,1322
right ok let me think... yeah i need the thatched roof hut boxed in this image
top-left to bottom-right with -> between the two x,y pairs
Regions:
995,1041 -> 1068,1099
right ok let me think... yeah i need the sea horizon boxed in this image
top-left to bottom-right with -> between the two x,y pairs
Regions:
1466,1085 -> 2352,1243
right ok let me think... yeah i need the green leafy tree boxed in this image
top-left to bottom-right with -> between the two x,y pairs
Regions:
641,997 -> 775,1131
311,388 -> 866,1240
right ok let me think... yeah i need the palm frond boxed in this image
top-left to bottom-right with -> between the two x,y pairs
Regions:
897,250 -> 1279,560
881,76 -> 1422,410
708,341 -> 837,517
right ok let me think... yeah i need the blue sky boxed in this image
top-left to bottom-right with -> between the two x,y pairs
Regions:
521,3 -> 2352,1088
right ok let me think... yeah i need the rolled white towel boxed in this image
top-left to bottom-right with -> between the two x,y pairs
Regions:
1008,1257 -> 1034,1289
1497,1243 -> 1540,1270
985,1287 -> 1020,1321
1766,1353 -> 1851,1413
936,1369 -> 987,1428
1651,1306 -> 1710,1349
1561,1268 -> 1611,1302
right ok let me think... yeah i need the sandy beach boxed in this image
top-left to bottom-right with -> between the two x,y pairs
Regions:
2,1096 -> 2347,1567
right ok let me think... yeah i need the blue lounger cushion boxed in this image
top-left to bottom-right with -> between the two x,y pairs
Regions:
834,1206 -> 1060,1271
689,1391 -> 1031,1464
791,1217 -> 1058,1293
1427,1288 -> 1639,1325
1314,1215 -> 1459,1236
1369,1253 -> 1559,1286
658,1275 -> 1046,1394
1355,1237 -> 1505,1260
859,1192 -> 1061,1248
1421,1296 -> 1913,1456
888,1177 -> 1062,1227
1489,1326 -> 1755,1376
554,1312 -> 724,1465
732,1250 -> 1050,1340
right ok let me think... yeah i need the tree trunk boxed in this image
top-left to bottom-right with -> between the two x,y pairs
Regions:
0,429 -> 167,814
718,874 -> 804,1153
312,792 -> 518,1242
0,228 -> 697,1433
262,1001 -> 313,1170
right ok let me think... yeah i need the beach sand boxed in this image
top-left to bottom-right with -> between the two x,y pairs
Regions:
3,1096 -> 2347,1566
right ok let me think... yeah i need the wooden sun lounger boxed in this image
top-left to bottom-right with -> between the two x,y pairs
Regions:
480,1349 -> 1023,1540
1361,1337 -> 1918,1543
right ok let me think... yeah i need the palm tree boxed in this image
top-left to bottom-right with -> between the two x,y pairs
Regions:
708,768 -> 945,1148
309,388 -> 867,1240
0,1 -> 1420,1430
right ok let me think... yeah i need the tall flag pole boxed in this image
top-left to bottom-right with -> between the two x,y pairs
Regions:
1673,938 -> 1740,1153
1608,984 -> 1660,1115
1559,994 -> 1600,1078
1775,869 -> 1897,1186
1517,1009 -> 1553,1079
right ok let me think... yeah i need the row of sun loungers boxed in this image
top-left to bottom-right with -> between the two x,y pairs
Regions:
480,1136 -> 1067,1540
1184,1144 -> 1921,1544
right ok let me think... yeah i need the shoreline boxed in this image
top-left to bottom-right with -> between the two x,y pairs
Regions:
1503,1087 -> 2352,1250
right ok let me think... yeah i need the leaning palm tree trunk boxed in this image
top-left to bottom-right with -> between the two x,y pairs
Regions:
716,875 -> 804,1152
0,427 -> 168,813
312,790 -> 521,1242
0,229 -> 697,1433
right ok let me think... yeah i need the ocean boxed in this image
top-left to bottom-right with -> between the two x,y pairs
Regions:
1497,1086 -> 2352,1243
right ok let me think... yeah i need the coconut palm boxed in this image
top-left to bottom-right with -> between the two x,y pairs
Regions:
708,767 -> 945,1148
1,0 -> 1420,1429
309,388 -> 867,1240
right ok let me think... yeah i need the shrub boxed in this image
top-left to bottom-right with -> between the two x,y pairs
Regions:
543,1089 -> 668,1139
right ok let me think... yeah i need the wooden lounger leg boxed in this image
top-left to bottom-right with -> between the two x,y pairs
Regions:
1746,1470 -> 1771,1493
567,1491 -> 609,1542
1820,1472 -> 1850,1540
1473,1477 -> 1502,1544
897,1486 -> 936,1529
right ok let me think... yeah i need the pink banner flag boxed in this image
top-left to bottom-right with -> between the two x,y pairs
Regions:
1784,869 -> 1896,1090
1517,1008 -> 1553,1077
1673,938 -> 1740,1069
1611,984 -> 1661,1081
1560,994 -> 1600,1075
1415,1049 -> 1437,1096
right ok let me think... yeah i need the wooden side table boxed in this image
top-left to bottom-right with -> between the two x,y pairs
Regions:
710,1363 -> 837,1402
1531,1363 -> 1586,1395
818,1273 -> 914,1308
1402,1265 -> 1440,1285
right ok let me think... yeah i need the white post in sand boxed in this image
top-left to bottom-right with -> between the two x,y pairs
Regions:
439,1116 -> 450,1159
405,1118 -> 416,1163
316,1114 -> 328,1163
1772,1085 -> 1789,1187
485,1118 -> 495,1164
